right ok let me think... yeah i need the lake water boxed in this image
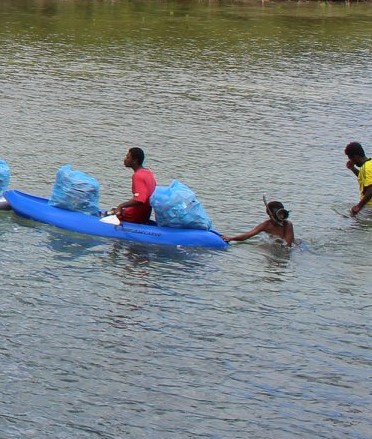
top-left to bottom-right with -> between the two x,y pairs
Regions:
0,1 -> 371,438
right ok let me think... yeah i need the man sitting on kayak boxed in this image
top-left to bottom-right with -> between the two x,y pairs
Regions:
113,147 -> 156,224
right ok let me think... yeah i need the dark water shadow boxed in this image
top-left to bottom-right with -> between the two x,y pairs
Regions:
9,213 -> 227,266
103,238 -> 226,267
9,214 -> 108,257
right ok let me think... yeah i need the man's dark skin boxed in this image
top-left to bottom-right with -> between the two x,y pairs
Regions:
345,146 -> 372,217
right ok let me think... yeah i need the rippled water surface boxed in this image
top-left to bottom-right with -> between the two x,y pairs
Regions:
1,1 -> 371,438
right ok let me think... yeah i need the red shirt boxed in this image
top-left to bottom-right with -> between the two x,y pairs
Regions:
123,168 -> 156,224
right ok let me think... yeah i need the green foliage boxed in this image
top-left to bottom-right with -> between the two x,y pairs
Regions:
1,0 -> 371,52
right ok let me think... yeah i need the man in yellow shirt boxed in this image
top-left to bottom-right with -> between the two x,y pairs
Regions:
345,142 -> 372,217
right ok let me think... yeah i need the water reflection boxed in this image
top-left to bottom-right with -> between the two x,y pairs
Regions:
103,240 -> 223,285
8,215 -> 105,258
105,239 -> 211,265
355,211 -> 372,228
1,2 -> 372,439
0,211 -> 13,235
45,231 -> 104,259
35,0 -> 59,16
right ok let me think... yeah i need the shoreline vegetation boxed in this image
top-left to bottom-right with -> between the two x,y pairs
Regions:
1,0 -> 371,47
1,0 -> 371,15
1,0 -> 372,5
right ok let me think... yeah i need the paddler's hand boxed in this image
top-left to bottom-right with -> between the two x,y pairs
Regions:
221,235 -> 231,243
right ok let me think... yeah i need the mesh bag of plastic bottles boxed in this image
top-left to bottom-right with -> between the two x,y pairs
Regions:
150,180 -> 212,230
0,160 -> 11,196
49,165 -> 100,215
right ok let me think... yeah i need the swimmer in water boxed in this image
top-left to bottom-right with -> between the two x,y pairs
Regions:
222,197 -> 294,247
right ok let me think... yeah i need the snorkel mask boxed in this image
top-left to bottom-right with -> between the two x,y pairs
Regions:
263,195 -> 289,226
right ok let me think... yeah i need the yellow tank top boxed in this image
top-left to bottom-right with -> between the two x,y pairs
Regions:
358,159 -> 372,207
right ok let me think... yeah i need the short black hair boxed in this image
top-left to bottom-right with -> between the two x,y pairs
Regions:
266,201 -> 289,223
267,201 -> 284,211
129,147 -> 145,166
344,142 -> 365,158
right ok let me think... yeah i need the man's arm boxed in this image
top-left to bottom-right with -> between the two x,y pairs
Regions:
114,198 -> 143,215
350,185 -> 372,216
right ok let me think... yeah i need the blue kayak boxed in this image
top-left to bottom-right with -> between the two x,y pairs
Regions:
4,190 -> 227,248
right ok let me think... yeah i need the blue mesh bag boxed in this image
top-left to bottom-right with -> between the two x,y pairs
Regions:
49,165 -> 100,215
150,180 -> 212,230
0,160 -> 11,196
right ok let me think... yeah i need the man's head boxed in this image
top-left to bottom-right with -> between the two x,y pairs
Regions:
266,201 -> 289,225
345,142 -> 366,166
124,147 -> 145,168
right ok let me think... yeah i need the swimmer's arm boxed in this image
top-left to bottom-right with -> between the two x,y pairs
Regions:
284,221 -> 295,247
222,222 -> 267,243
